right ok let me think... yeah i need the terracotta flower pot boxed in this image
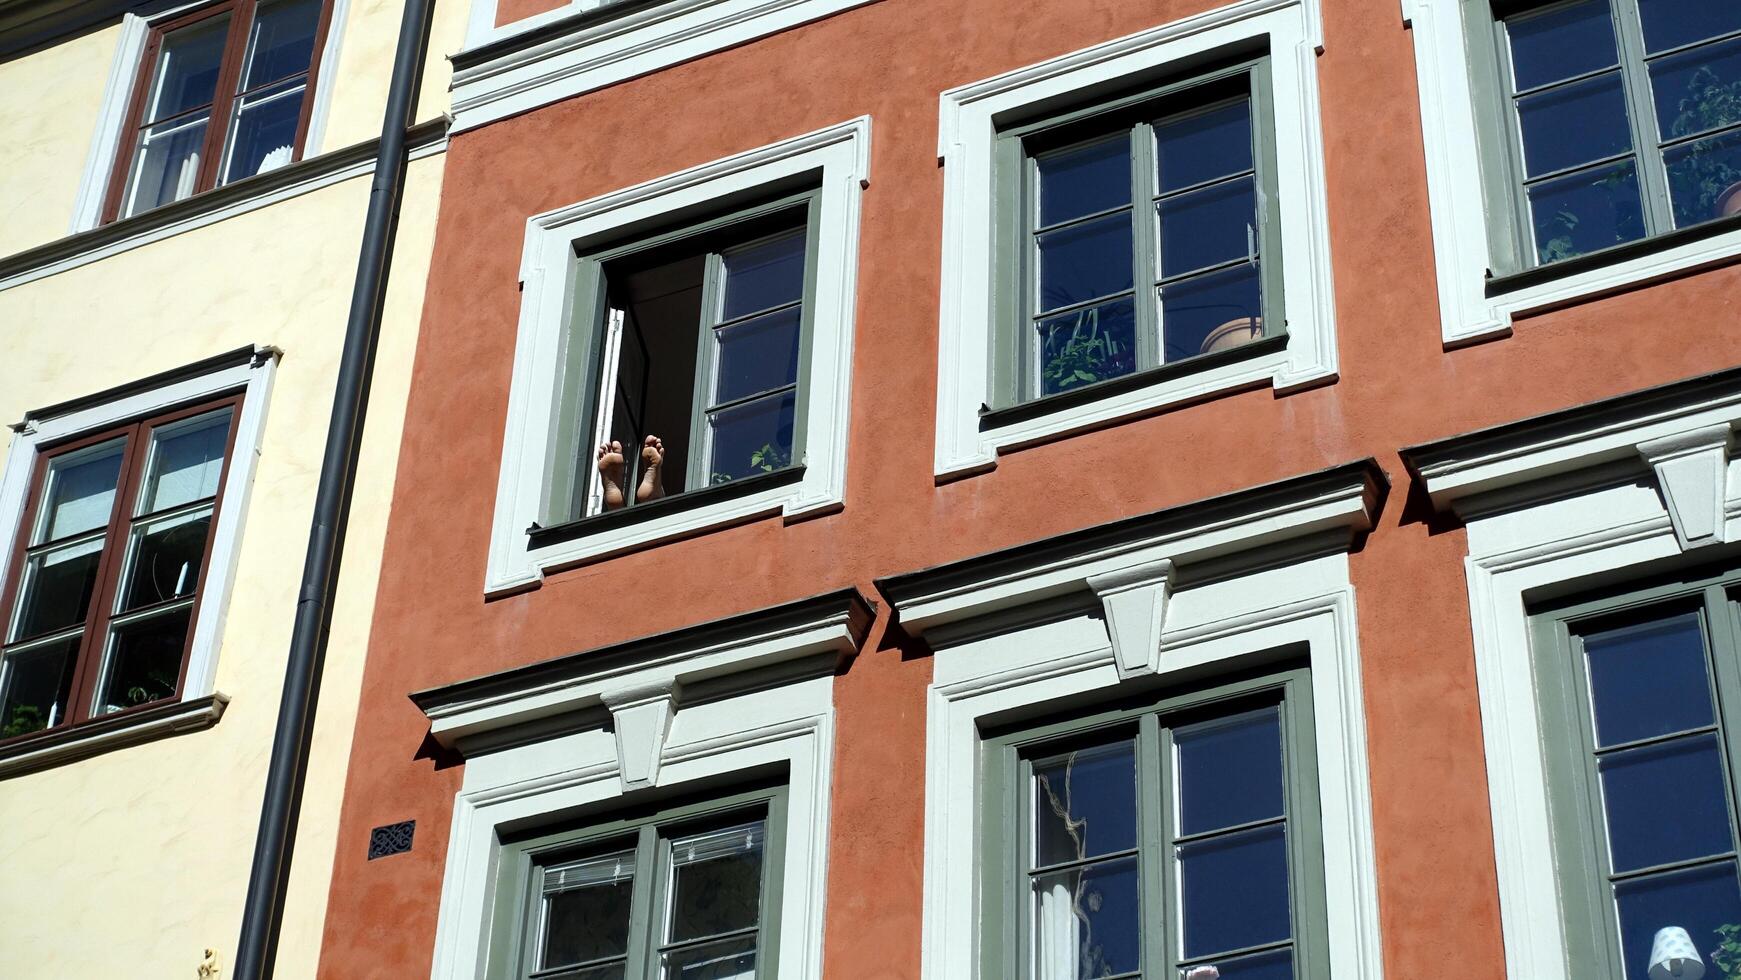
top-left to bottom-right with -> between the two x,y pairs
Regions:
1200,316 -> 1262,355
1719,181 -> 1741,220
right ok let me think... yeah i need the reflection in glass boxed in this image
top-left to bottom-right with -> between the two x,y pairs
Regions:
1176,707 -> 1285,837
1038,136 -> 1133,227
239,0 -> 322,89
1179,824 -> 1292,959
221,78 -> 307,183
1527,160 -> 1647,263
541,849 -> 635,971
721,232 -> 806,321
1637,0 -> 1741,55
1650,38 -> 1741,141
1037,213 -> 1135,313
1666,129 -> 1741,227
1155,100 -> 1253,194
95,604 -> 193,714
1036,298 -> 1138,396
667,822 -> 765,944
140,409 -> 233,515
1504,0 -> 1618,93
662,934 -> 756,980
1516,74 -> 1634,178
0,636 -> 79,738
1614,861 -> 1741,980
124,115 -> 211,216
707,392 -> 796,484
1183,947 -> 1294,980
1157,177 -> 1257,279
1582,612 -> 1712,748
1160,262 -> 1262,363
12,537 -> 105,641
144,15 -> 231,121
1032,856 -> 1142,979
714,308 -> 800,405
1599,734 -> 1734,874
37,439 -> 125,543
120,509 -> 213,613
1033,740 -> 1138,866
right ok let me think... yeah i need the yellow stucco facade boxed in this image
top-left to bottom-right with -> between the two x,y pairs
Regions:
0,0 -> 467,973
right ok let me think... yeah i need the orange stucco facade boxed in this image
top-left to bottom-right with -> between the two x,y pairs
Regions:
317,0 -> 1741,976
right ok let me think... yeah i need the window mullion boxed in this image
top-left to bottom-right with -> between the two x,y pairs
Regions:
625,824 -> 662,980
1142,712 -> 1174,978
686,251 -> 727,487
1610,0 -> 1676,232
1701,585 -> 1741,867
196,0 -> 258,192
1248,60 -> 1286,338
62,420 -> 150,724
1130,123 -> 1161,373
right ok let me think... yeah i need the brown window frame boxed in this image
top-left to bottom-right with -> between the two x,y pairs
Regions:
101,0 -> 337,224
0,392 -> 244,745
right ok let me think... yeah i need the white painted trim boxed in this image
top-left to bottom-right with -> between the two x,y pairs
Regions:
911,553 -> 1383,980
0,692 -> 228,778
1400,0 -> 1741,347
485,117 -> 869,594
67,0 -> 355,235
426,666 -> 836,980
932,0 -> 1339,477
0,349 -> 278,706
450,0 -> 879,133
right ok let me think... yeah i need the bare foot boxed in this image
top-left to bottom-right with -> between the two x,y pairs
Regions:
637,435 -> 666,503
596,441 -> 626,510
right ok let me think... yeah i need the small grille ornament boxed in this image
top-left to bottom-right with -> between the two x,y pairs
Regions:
367,820 -> 415,860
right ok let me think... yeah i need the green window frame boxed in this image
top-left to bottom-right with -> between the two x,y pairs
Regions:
486,783 -> 789,980
542,188 -> 824,530
987,56 -> 1287,411
1531,566 -> 1741,979
1464,0 -> 1741,272
978,667 -> 1329,980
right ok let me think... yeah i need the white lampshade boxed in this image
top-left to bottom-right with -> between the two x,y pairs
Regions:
1649,926 -> 1705,980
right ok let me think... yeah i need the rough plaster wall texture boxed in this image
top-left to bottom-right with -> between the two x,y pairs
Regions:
310,0 -> 469,152
315,0 -> 1741,977
0,166 -> 421,979
0,24 -> 120,258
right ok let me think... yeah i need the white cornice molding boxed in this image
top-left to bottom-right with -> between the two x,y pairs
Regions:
412,589 -> 873,751
1401,370 -> 1741,544
880,460 -> 1383,637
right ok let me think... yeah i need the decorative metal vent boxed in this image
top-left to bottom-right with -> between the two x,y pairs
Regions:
368,820 -> 416,860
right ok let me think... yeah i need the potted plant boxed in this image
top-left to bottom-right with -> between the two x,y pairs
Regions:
1665,66 -> 1741,223
1200,315 -> 1262,354
1039,305 -> 1134,393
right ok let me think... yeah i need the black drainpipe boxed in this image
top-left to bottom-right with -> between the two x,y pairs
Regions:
231,0 -> 436,974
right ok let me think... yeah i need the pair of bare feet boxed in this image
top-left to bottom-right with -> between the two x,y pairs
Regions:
596,435 -> 666,510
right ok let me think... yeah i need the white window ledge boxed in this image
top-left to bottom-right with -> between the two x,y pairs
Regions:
932,0 -> 1339,478
1401,371 -> 1741,979
879,460 -> 1385,980
450,0 -> 879,133
486,117 -> 868,595
1400,0 -> 1741,348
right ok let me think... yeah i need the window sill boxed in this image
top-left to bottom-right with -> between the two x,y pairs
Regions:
1486,212 -> 1741,300
528,465 -> 807,549
0,692 -> 229,780
979,333 -> 1289,431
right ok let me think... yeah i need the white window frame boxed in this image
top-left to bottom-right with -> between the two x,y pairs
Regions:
486,117 -> 867,595
0,347 -> 278,769
421,595 -> 859,980
1408,378 -> 1741,978
450,0 -> 880,133
932,0 -> 1339,478
68,0 -> 353,235
1400,0 -> 1741,348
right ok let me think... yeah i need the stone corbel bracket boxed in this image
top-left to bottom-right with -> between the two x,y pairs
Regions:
879,460 -> 1385,657
410,588 -> 877,783
1401,367 -> 1741,552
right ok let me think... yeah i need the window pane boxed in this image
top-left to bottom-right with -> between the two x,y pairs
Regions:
1160,261 -> 1262,363
1665,128 -> 1741,227
94,604 -> 193,714
1157,175 -> 1257,279
1031,856 -> 1141,979
541,850 -> 635,970
661,933 -> 756,980
1037,212 -> 1134,313
11,537 -> 104,641
36,439 -> 125,543
1033,739 -> 1138,866
1037,135 -> 1133,228
1600,734 -> 1735,873
1185,947 -> 1293,980
714,307 -> 801,405
1650,37 -> 1741,141
1036,297 -> 1138,396
239,0 -> 322,90
1582,612 -> 1713,748
707,391 -> 795,484
1179,823 -> 1291,959
140,408 -> 233,515
1614,861 -> 1741,980
124,113 -> 211,217
119,508 -> 213,613
667,821 -> 765,944
1527,160 -> 1647,263
1176,707 -> 1285,837
720,231 -> 805,322
1155,99 -> 1253,194
0,635 -> 79,738
144,14 -> 231,121
1504,0 -> 1619,92
221,78 -> 307,184
1638,0 -> 1741,55
1516,74 -> 1633,177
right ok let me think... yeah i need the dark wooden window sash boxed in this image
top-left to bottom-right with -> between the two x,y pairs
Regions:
101,0 -> 337,224
0,392 -> 244,744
